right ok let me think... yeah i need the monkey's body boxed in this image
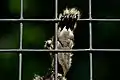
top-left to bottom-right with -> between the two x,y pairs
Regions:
57,27 -> 74,76
44,8 -> 80,80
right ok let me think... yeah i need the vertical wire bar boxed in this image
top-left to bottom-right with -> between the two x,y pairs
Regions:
55,0 -> 58,19
19,0 -> 23,80
19,23 -> 23,80
89,0 -> 92,19
20,0 -> 23,19
55,23 -> 58,80
89,52 -> 93,80
55,0 -> 58,79
89,22 -> 93,80
89,0 -> 92,49
89,22 -> 92,49
89,0 -> 93,80
19,51 -> 22,80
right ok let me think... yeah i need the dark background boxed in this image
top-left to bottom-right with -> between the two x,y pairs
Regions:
0,0 -> 120,80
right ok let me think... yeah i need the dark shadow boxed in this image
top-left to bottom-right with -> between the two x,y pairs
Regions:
92,0 -> 120,18
0,52 -> 19,80
0,0 -> 20,18
23,22 -> 55,49
74,21 -> 89,49
92,21 -> 120,49
93,52 -> 120,80
0,22 -> 19,49
66,52 -> 90,80
24,0 -> 54,19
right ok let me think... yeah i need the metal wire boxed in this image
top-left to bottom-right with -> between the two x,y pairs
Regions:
90,53 -> 93,80
0,0 -> 119,80
1,19 -> 120,21
89,0 -> 93,79
19,23 -> 23,80
0,49 -> 119,52
55,0 -> 58,79
19,0 -> 23,79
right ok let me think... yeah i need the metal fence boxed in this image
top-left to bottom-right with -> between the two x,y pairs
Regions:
0,0 -> 120,80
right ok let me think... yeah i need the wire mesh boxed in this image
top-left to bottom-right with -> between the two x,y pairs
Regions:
0,0 -> 119,79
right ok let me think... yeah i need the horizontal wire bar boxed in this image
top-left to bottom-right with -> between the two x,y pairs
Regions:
0,19 -> 88,21
0,49 -> 120,52
92,49 -> 120,51
1,19 -> 120,21
0,19 -> 56,21
0,49 -> 88,52
91,19 -> 120,21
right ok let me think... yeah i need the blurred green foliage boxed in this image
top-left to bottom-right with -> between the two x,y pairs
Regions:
9,0 -> 20,14
22,52 -> 51,80
0,0 -> 120,80
0,53 -> 18,80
